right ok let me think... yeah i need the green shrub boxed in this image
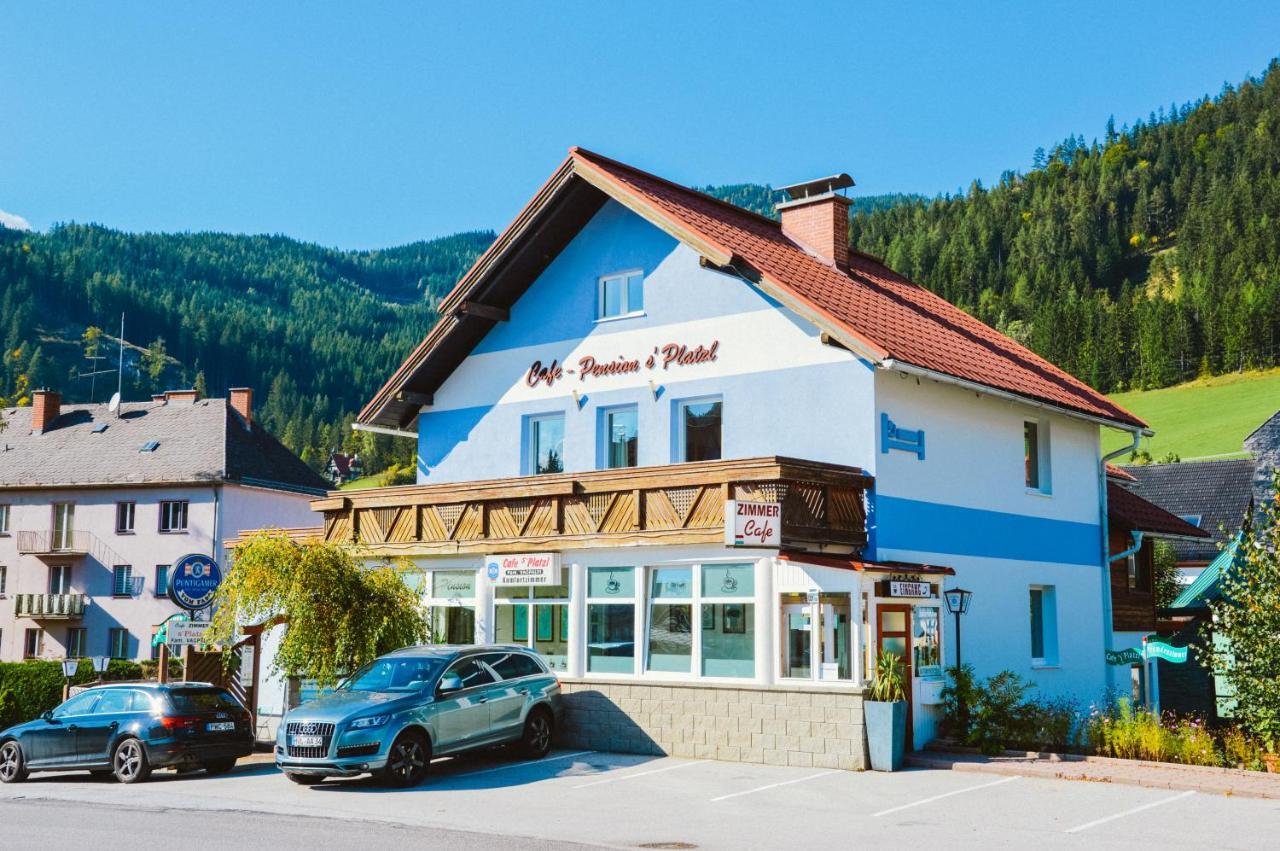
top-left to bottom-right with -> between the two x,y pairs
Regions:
0,687 -> 18,729
1171,719 -> 1220,767
869,650 -> 906,702
0,659 -> 145,727
1025,696 -> 1081,752
968,670 -> 1036,755
1222,726 -> 1265,770
939,664 -> 976,741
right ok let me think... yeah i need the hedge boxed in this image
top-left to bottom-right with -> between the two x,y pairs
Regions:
0,659 -> 181,729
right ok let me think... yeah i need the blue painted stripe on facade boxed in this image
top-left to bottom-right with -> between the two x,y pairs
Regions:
874,495 -> 1100,566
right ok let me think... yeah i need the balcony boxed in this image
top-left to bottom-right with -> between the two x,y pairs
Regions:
311,456 -> 872,556
16,530 -> 91,558
15,593 -> 87,620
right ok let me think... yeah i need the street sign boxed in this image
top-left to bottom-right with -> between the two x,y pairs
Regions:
1145,640 -> 1190,663
168,553 -> 222,611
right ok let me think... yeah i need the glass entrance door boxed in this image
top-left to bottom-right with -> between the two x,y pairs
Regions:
877,604 -> 913,749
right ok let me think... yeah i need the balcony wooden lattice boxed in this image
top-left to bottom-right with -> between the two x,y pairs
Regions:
310,456 -> 872,556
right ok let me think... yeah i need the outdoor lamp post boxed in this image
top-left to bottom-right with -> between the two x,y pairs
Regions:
91,655 -> 110,683
60,658 -> 78,702
943,587 -> 973,670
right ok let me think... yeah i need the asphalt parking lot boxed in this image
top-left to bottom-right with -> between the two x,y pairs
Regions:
3,749 -> 1279,849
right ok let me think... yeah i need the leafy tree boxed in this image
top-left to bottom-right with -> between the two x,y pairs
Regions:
141,337 -> 168,385
1206,470 -> 1280,751
1152,539 -> 1182,608
206,532 -> 428,687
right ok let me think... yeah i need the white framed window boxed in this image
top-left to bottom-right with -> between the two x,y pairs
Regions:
647,567 -> 694,674
1029,585 -> 1059,666
599,405 -> 639,469
52,503 -> 75,550
0,565 -> 7,596
586,567 -> 638,674
1024,420 -> 1051,494
66,627 -> 87,658
524,413 -> 565,475
494,570 -> 571,672
419,570 -> 478,645
154,565 -> 169,597
698,563 -> 756,678
597,270 -> 644,320
675,396 -> 723,463
0,504 -> 9,535
116,502 -> 136,534
49,564 -> 71,595
109,627 -> 130,659
24,628 -> 42,659
112,565 -> 133,597
159,500 -> 189,533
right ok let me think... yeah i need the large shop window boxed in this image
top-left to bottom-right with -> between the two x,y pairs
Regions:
495,573 -> 571,672
677,397 -> 722,463
526,413 -> 565,475
422,570 -> 477,644
600,405 -> 639,469
700,563 -> 755,677
587,567 -> 637,674
781,592 -> 854,681
647,567 -> 693,673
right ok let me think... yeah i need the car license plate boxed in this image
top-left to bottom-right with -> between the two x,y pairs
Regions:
207,721 -> 236,732
292,734 -> 324,747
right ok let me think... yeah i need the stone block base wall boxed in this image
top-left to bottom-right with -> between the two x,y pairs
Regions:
556,679 -> 867,770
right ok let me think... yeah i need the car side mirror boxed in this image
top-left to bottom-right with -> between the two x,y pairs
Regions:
436,673 -> 463,695
41,710 -> 57,723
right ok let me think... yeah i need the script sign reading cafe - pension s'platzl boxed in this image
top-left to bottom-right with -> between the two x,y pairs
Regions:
486,552 -> 563,586
526,340 -> 719,388
725,500 -> 781,548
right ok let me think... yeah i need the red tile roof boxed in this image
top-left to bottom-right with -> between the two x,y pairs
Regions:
570,148 -> 1145,429
1106,463 -> 1138,481
1108,481 -> 1210,539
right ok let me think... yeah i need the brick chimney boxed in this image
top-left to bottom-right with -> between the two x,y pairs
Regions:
164,389 -> 199,403
229,387 -> 253,428
777,173 -> 855,270
32,389 -> 61,433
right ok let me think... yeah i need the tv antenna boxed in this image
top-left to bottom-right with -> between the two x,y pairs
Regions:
77,313 -> 127,411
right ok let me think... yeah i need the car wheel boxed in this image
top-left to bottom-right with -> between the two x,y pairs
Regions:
112,738 -> 152,784
202,758 -> 237,776
377,730 -> 430,788
518,708 -> 554,759
0,741 -> 28,783
285,771 -> 325,785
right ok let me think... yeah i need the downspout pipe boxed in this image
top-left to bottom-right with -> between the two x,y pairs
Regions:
1109,531 -> 1144,564
1099,430 -> 1143,693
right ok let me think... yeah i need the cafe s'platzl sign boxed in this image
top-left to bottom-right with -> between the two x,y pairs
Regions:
527,340 -> 720,388
486,552 -> 561,586
725,500 -> 781,547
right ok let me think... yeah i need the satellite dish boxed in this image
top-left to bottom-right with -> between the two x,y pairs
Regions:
108,392 -> 121,414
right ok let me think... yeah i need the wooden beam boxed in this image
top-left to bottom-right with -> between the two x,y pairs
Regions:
455,301 -> 510,322
396,390 -> 433,407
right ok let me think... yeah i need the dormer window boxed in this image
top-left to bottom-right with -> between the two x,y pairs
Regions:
597,270 -> 644,320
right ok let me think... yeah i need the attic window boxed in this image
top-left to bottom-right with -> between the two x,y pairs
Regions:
1178,514 -> 1203,528
140,441 -> 160,453
91,423 -> 109,434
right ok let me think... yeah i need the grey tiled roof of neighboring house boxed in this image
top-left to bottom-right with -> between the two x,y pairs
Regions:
1120,459 -> 1255,563
0,399 -> 329,495
1244,410 -> 1280,514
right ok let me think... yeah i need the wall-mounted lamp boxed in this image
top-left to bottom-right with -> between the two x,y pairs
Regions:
571,389 -> 587,410
649,380 -> 664,401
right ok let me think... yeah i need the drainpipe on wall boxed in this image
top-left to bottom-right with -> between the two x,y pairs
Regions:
1099,431 -> 1143,694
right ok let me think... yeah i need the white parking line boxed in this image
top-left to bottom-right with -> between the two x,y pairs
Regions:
872,775 -> 1020,817
1065,790 -> 1196,834
710,770 -> 839,802
572,759 -> 698,788
449,750 -> 596,779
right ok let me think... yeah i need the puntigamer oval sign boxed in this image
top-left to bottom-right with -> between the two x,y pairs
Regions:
168,553 -> 222,611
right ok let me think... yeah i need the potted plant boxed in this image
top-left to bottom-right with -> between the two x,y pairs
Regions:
865,649 -> 908,771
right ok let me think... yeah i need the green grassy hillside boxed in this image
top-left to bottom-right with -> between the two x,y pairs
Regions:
1103,368 -> 1280,460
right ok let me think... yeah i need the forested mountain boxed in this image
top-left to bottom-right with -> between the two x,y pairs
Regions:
2,59 -> 1277,476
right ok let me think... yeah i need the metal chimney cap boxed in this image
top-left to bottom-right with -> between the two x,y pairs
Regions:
778,173 -> 855,201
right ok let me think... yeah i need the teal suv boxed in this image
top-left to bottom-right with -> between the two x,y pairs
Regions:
275,645 -> 562,787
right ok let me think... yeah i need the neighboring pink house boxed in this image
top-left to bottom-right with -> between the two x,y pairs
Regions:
0,388 -> 326,662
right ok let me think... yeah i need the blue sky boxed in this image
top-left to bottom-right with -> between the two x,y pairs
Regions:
3,2 -> 1278,248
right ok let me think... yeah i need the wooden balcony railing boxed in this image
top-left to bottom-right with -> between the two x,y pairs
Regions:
15,593 -> 87,620
310,456 -> 872,556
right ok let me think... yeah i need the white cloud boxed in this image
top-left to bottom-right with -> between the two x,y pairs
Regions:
0,208 -> 33,231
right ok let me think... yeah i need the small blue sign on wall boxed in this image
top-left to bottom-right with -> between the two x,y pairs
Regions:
168,553 -> 222,611
881,413 -> 926,460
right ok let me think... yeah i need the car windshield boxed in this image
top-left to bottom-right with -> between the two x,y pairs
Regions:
339,658 -> 443,693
